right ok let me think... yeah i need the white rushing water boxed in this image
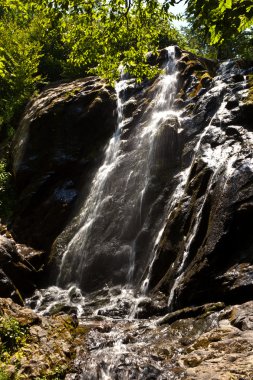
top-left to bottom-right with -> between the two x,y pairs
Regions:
56,46 -> 180,295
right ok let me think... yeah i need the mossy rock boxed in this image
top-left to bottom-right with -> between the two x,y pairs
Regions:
0,298 -> 89,379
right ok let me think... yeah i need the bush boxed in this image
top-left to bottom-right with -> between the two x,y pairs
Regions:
0,317 -> 27,356
0,17 -> 42,129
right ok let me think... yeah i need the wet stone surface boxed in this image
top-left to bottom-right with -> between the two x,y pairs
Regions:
65,301 -> 253,380
27,286 -> 253,379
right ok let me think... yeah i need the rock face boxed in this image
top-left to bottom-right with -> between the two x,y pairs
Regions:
11,77 -> 117,250
148,53 -> 253,309
178,303 -> 253,380
50,49 -> 184,292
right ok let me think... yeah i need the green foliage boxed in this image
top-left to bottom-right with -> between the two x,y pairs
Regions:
180,24 -> 218,59
0,0 -> 186,227
0,316 -> 28,356
0,369 -> 10,380
61,0 -> 181,83
0,0 -> 185,131
185,0 -> 253,47
0,0 -> 252,141
0,6 -> 42,128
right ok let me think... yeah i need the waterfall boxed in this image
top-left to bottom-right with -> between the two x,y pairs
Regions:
56,46 -> 180,294
21,51 -> 253,380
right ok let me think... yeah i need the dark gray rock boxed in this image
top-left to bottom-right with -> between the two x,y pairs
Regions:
11,77 -> 117,251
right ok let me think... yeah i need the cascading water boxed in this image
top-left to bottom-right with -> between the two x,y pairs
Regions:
23,50 -> 253,379
27,46 -> 183,324
55,46 -> 180,296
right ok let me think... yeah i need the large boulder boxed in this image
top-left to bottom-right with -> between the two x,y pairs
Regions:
11,77 -> 117,251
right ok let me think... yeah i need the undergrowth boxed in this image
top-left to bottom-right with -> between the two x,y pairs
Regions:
0,316 -> 28,379
0,316 -> 28,357
0,369 -> 10,380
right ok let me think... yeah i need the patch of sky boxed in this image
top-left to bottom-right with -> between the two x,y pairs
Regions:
168,0 -> 188,28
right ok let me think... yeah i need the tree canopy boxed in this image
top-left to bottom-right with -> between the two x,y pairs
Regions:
0,0 -> 185,129
0,0 -> 252,131
185,0 -> 253,45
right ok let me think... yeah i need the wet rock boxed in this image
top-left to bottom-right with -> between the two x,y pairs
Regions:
226,98 -> 239,110
16,243 -> 44,270
146,51 -> 158,66
0,269 -> 22,303
157,302 -> 225,325
147,46 -> 181,68
149,115 -> 181,176
148,57 -> 253,311
11,77 -> 117,251
133,293 -> 168,319
232,73 -> 245,82
65,301 -> 253,380
230,301 -> 253,330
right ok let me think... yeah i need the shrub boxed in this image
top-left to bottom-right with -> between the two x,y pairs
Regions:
0,316 -> 27,356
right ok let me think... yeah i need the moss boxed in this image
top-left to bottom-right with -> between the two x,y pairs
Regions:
200,72 -> 212,85
62,87 -> 82,101
0,369 -> 10,380
186,60 -> 203,67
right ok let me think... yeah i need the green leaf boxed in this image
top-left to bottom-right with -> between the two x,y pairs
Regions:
225,0 -> 232,9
